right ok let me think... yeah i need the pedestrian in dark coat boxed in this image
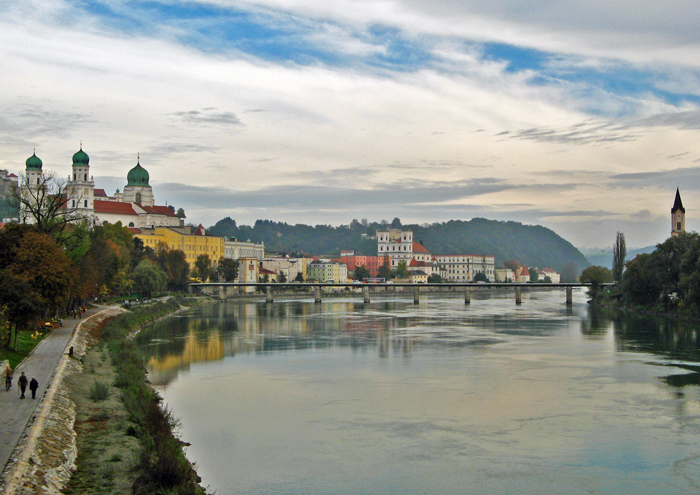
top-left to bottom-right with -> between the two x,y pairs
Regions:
29,378 -> 39,399
18,372 -> 28,399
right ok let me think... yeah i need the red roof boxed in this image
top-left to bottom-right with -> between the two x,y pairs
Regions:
412,242 -> 430,254
127,227 -> 142,234
94,200 -> 138,215
520,267 -> 530,276
259,267 -> 276,275
142,205 -> 177,217
94,189 -> 108,197
409,259 -> 430,267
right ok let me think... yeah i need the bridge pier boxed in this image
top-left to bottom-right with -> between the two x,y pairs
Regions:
465,287 -> 471,305
414,286 -> 420,304
515,287 -> 522,305
566,286 -> 572,305
363,286 -> 370,304
266,285 -> 273,304
218,285 -> 225,300
315,286 -> 322,304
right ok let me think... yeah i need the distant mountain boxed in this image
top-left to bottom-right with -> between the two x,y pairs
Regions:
208,217 -> 591,272
584,245 -> 656,269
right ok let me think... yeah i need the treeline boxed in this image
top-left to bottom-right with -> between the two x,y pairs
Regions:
0,221 -> 195,348
614,233 -> 700,314
209,216 -> 589,272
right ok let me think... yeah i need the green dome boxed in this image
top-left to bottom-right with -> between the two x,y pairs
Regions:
25,152 -> 43,170
127,160 -> 150,186
72,146 -> 89,166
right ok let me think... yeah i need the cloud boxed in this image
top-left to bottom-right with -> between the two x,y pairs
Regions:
170,109 -> 244,126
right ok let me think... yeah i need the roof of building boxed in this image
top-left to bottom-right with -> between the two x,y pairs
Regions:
127,159 -> 150,186
259,267 -> 277,275
412,241 -> 430,254
409,259 -> 430,267
94,200 -> 138,215
127,227 -> 142,234
94,189 -> 108,197
672,187 -> 686,213
25,152 -> 43,171
141,205 -> 177,217
72,146 -> 89,166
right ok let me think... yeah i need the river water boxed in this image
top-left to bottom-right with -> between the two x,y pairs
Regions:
139,289 -> 700,495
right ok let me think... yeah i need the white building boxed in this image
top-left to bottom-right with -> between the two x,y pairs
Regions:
225,238 -> 265,260
22,147 -> 180,229
433,254 -> 495,282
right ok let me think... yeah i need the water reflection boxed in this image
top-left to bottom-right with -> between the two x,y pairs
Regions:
141,293 -> 586,385
140,292 -> 700,495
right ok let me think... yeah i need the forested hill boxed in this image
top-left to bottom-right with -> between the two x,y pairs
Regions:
208,217 -> 590,272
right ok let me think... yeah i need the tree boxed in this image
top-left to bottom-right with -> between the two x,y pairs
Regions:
378,258 -> 392,280
580,266 -> 613,285
0,271 -> 42,349
194,255 -> 212,281
613,232 -> 626,282
217,258 -> 239,282
132,259 -> 167,298
528,268 -> 539,283
473,272 -> 489,283
155,246 -> 190,291
295,272 -> 305,282
354,265 -> 370,280
176,207 -> 186,219
278,272 -> 287,283
396,260 -> 408,278
427,273 -> 443,283
8,231 -> 74,315
13,172 -> 87,238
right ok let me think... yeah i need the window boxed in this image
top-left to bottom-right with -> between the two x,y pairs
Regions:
84,173 -> 87,180
73,174 -> 76,180
84,200 -> 88,207
135,193 -> 141,204
678,222 -> 682,230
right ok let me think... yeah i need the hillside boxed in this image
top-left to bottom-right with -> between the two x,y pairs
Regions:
208,217 -> 590,272
584,245 -> 656,269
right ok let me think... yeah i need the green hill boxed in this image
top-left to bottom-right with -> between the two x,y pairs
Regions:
208,217 -> 590,273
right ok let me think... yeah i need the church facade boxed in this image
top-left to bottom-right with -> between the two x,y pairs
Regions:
23,146 -> 180,229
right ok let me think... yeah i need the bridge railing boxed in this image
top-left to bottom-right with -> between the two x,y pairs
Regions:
189,282 -> 614,305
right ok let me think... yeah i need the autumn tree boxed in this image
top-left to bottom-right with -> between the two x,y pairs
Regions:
396,260 -> 409,278
8,231 -> 74,315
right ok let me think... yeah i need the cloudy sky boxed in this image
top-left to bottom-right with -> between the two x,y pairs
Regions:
3,0 -> 700,249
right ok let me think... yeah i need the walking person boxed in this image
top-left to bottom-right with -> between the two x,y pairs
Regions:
5,366 -> 12,391
18,372 -> 28,399
29,377 -> 39,399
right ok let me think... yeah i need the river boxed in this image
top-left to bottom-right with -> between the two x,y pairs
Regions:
139,289 -> 700,495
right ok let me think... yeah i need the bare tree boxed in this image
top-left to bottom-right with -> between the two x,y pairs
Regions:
612,231 -> 626,282
12,172 -> 88,237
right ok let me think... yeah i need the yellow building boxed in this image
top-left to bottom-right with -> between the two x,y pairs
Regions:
135,225 -> 225,268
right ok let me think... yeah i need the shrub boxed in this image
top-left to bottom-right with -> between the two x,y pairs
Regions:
89,380 -> 110,401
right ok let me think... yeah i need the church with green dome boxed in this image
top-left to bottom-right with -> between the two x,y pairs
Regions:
25,146 -> 180,229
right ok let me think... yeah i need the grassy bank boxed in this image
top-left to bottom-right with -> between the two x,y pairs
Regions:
66,296 -> 208,495
0,329 -> 48,370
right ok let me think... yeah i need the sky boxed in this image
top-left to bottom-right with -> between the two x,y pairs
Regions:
3,1 -> 700,249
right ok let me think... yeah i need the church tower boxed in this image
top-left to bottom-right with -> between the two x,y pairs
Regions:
122,157 -> 154,206
671,188 -> 685,236
67,144 -> 95,213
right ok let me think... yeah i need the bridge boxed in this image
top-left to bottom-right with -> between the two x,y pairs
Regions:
189,282 -> 611,305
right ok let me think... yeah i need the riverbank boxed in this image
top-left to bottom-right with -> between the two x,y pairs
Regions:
5,296 -> 212,495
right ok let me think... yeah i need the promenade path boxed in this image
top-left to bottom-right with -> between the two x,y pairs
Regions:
0,306 -> 104,474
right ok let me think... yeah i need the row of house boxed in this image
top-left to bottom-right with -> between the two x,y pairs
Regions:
9,147 -> 560,286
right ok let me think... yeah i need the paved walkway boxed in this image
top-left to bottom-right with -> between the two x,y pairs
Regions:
0,306 -> 103,473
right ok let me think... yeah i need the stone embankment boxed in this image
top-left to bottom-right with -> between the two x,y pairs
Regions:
2,307 -> 125,495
